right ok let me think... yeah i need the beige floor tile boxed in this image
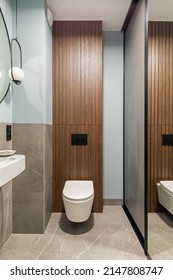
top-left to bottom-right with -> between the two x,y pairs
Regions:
0,206 -> 146,260
148,212 -> 173,259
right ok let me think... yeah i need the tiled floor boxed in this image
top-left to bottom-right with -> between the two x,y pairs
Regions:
148,212 -> 173,259
0,206 -> 146,260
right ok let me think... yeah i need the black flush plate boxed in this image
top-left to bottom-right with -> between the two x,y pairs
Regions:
162,134 -> 173,146
6,125 -> 12,141
71,134 -> 88,146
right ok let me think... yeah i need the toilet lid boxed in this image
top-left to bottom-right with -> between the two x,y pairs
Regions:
63,180 -> 94,200
160,181 -> 173,195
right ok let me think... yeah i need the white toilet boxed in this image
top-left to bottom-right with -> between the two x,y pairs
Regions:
157,181 -> 173,215
62,180 -> 94,222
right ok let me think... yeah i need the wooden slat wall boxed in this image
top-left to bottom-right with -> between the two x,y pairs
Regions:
53,21 -> 102,125
148,22 -> 173,212
53,21 -> 103,212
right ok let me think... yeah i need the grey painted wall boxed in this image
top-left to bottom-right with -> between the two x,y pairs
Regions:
124,0 -> 146,237
103,31 -> 123,199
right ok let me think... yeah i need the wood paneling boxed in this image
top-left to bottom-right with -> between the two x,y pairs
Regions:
52,21 -> 103,212
148,22 -> 173,212
53,21 -> 102,125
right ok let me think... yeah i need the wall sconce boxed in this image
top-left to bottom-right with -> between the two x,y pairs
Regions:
8,38 -> 24,85
8,0 -> 24,85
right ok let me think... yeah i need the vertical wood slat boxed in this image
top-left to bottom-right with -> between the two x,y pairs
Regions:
53,21 -> 102,125
148,22 -> 173,212
53,21 -> 81,125
52,21 -> 103,212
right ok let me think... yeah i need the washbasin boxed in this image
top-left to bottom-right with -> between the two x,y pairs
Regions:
0,154 -> 25,187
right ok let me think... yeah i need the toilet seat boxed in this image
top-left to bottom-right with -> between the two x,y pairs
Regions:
160,181 -> 173,195
63,180 -> 94,201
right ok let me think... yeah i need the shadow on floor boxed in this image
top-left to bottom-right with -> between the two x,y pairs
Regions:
59,213 -> 94,235
158,211 -> 173,227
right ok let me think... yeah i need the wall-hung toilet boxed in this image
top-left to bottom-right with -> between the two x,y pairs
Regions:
62,180 -> 94,222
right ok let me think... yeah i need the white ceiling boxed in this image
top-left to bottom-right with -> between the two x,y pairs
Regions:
46,0 -> 131,31
149,0 -> 173,21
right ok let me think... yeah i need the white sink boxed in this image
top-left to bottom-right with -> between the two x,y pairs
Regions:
0,154 -> 25,187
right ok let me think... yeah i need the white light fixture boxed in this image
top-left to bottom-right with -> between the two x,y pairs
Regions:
8,38 -> 24,85
8,67 -> 24,85
9,0 -> 24,85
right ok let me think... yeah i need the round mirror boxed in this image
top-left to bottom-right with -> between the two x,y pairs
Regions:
0,8 -> 11,103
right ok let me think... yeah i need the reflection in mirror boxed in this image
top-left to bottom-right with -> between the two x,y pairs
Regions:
148,0 -> 173,259
0,8 -> 11,103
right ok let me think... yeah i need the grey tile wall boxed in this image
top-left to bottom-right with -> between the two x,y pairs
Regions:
43,125 -> 52,231
0,123 -> 12,248
0,182 -> 12,249
12,124 -> 52,234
